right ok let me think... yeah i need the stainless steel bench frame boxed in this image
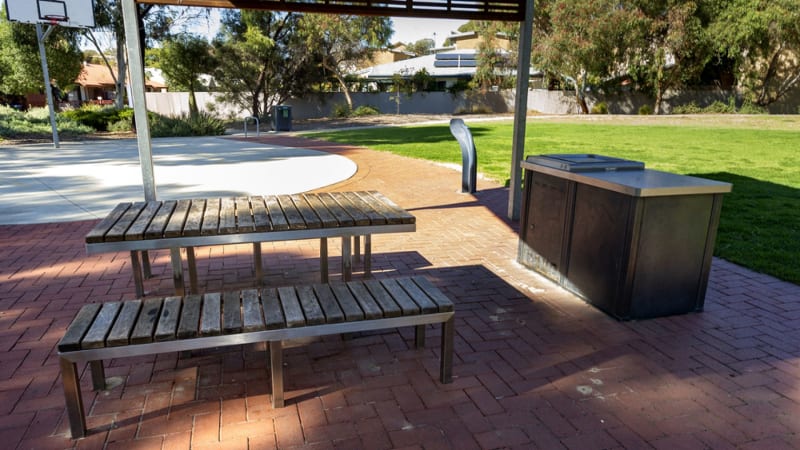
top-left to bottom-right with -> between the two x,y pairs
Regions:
58,310 -> 454,439
87,224 -> 415,297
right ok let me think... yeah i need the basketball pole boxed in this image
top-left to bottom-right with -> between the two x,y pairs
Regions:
35,23 -> 60,149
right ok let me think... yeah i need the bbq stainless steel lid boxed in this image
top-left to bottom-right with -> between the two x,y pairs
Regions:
526,154 -> 645,172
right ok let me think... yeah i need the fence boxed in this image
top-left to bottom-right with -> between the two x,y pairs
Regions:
144,88 -> 799,120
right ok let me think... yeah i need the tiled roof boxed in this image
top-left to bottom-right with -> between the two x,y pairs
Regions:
76,63 -> 167,89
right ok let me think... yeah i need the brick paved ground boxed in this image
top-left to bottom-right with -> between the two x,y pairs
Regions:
1,134 -> 799,449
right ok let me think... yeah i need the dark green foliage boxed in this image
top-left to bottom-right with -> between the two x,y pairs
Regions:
59,105 -> 134,131
331,103 -> 352,118
352,105 -> 380,116
591,102 -> 608,114
0,105 -> 92,140
148,111 -> 226,137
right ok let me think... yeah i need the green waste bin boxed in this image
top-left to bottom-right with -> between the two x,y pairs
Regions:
272,105 -> 292,131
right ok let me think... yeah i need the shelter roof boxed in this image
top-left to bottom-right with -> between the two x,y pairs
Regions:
135,0 -> 526,21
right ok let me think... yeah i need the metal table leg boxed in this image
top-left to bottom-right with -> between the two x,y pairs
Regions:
341,237 -> 352,281
59,358 -> 86,439
169,247 -> 185,296
253,243 -> 263,283
320,238 -> 328,283
186,247 -> 197,295
365,235 -> 372,277
130,251 -> 145,298
440,317 -> 454,383
270,341 -> 284,408
141,250 -> 152,278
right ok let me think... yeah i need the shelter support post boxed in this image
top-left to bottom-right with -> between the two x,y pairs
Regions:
121,0 -> 157,202
508,0 -> 535,220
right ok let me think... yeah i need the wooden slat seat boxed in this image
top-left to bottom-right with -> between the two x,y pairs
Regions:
85,191 -> 416,297
57,276 -> 455,439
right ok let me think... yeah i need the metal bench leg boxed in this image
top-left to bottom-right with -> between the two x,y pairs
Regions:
415,325 -> 426,348
60,358 -> 86,439
365,235 -> 372,278
341,237 -> 352,281
253,243 -> 263,283
270,341 -> 284,408
90,360 -> 106,391
130,251 -> 145,298
440,317 -> 454,384
186,247 -> 198,295
169,247 -> 185,296
320,238 -> 328,283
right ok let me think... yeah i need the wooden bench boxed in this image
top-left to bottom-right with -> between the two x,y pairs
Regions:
57,276 -> 455,439
85,191 -> 416,297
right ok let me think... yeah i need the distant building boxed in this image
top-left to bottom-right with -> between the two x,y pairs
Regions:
357,49 -> 482,91
444,31 -> 513,51
70,62 -> 167,106
359,43 -> 416,69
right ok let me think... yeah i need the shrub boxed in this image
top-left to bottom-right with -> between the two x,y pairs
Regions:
591,102 -> 608,114
638,104 -> 653,115
108,119 -> 133,132
331,103 -> 351,118
148,111 -> 225,137
352,105 -> 380,116
59,105 -> 134,131
672,102 -> 704,114
705,100 -> 736,114
0,105 -> 92,139
738,100 -> 767,114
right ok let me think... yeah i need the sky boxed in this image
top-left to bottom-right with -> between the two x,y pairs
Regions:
390,17 -> 468,47
82,12 -> 468,51
191,11 -> 467,48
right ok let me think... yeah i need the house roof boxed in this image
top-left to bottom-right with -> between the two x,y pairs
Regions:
358,50 -> 480,80
76,63 -> 167,89
357,49 -> 540,81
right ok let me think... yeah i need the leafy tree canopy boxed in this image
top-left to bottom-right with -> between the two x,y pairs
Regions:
0,12 -> 82,95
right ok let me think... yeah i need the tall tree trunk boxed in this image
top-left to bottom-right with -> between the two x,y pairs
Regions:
115,40 -> 127,109
188,89 -> 198,118
333,73 -> 353,110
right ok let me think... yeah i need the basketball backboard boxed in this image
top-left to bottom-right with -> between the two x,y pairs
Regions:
4,0 -> 95,28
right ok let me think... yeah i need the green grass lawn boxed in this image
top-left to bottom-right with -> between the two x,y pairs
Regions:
306,115 -> 800,284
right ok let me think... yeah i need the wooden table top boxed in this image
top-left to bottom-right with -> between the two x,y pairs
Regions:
86,191 -> 415,244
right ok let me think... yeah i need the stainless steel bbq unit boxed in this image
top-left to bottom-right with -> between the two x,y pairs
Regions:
518,154 -> 732,320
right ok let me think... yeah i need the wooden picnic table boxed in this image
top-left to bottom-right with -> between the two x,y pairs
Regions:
85,191 -> 416,296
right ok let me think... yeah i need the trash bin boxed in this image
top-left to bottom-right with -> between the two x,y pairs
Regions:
272,105 -> 292,131
517,154 -> 732,320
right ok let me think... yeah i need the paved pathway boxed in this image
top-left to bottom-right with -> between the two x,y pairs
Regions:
0,133 -> 798,449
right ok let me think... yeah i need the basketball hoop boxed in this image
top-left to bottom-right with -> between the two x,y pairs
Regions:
43,14 -> 67,26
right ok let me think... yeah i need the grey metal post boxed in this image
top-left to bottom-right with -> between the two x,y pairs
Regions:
35,24 -> 60,149
121,0 -> 157,202
508,0 -> 535,220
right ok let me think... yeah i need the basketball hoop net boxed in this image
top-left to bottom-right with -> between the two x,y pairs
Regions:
43,14 -> 67,26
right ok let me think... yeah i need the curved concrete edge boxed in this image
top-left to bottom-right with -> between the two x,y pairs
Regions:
0,136 -> 356,224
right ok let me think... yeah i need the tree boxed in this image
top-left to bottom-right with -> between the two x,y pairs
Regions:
159,34 -> 213,117
88,1 -> 210,108
626,0 -> 712,114
0,13 -> 82,96
405,38 -> 434,56
707,0 -> 800,106
299,14 -> 392,110
532,0 -> 641,113
211,10 -> 320,118
470,21 -> 519,92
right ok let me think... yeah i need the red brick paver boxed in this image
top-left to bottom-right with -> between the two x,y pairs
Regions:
1,134 -> 798,449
